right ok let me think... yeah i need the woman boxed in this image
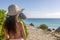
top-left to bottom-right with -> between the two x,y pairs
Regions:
3,4 -> 26,40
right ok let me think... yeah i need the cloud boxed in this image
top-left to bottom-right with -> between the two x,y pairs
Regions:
45,12 -> 60,18
24,10 -> 60,18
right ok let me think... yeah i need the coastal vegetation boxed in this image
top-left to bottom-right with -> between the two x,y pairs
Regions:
0,9 -> 6,40
38,24 -> 48,30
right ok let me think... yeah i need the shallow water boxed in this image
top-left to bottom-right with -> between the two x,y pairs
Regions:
23,18 -> 60,29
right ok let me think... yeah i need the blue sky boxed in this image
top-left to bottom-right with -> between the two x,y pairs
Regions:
0,0 -> 60,18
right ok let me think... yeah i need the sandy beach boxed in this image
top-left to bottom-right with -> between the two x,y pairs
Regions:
27,25 -> 58,40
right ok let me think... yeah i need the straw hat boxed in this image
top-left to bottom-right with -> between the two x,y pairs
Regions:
7,4 -> 21,16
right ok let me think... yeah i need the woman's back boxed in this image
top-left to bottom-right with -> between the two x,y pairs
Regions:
9,22 -> 22,39
3,21 -> 25,40
3,16 -> 25,40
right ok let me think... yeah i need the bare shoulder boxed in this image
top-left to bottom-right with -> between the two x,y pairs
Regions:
17,21 -> 23,28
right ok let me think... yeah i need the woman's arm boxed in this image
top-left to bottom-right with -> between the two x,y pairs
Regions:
20,21 -> 26,39
3,27 -> 9,39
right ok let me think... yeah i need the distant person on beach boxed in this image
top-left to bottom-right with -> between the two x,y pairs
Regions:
3,4 -> 26,40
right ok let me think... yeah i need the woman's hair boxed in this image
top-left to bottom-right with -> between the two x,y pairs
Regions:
4,15 -> 17,34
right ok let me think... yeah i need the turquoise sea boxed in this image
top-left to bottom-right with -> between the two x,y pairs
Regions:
23,18 -> 60,29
